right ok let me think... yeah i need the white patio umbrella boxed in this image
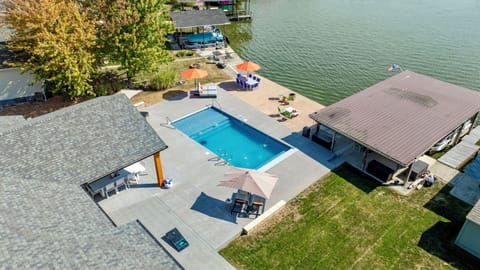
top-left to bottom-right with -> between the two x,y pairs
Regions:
217,167 -> 278,198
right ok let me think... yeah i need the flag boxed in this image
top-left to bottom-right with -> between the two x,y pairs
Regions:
387,63 -> 401,72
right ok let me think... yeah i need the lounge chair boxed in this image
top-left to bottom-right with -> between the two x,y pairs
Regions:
278,106 -> 299,119
198,83 -> 217,97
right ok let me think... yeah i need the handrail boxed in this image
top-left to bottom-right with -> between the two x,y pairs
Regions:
160,116 -> 176,129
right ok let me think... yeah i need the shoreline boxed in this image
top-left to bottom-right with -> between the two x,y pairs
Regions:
195,47 -> 325,132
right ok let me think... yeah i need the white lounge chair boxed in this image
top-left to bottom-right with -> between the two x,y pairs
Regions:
199,83 -> 217,97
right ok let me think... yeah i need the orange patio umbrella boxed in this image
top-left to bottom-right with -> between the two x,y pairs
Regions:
235,61 -> 261,72
181,68 -> 208,80
181,68 -> 208,88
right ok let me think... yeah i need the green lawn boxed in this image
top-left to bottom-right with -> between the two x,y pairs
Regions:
220,165 -> 478,269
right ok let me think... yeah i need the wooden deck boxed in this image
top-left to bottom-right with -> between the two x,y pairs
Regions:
438,126 -> 480,169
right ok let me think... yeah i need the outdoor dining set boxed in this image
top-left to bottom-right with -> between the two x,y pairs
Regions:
85,162 -> 145,199
235,61 -> 262,90
236,73 -> 261,90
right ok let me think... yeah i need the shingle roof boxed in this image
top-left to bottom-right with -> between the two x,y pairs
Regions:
0,94 -> 167,184
170,9 -> 230,28
467,199 -> 480,224
0,115 -> 25,130
310,71 -> 480,166
0,95 -> 178,269
0,176 -> 181,269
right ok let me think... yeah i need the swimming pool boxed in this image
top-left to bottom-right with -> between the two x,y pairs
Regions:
173,107 -> 291,169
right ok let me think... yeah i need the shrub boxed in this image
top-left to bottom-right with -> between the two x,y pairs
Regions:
176,50 -> 195,58
150,70 -> 177,91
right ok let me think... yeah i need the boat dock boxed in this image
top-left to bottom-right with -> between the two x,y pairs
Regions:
227,11 -> 252,21
438,126 -> 480,169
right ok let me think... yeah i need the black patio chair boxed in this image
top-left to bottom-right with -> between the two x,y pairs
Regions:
246,202 -> 263,218
231,199 -> 246,214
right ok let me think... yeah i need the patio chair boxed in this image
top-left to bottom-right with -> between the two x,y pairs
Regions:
104,182 -> 116,199
237,73 -> 242,78
246,202 -> 263,218
231,199 -> 246,214
115,177 -> 127,192
248,73 -> 253,78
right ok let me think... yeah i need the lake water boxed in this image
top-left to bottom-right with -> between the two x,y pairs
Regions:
225,0 -> 480,106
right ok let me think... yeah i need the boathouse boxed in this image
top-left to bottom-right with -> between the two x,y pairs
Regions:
309,70 -> 480,183
170,8 -> 230,49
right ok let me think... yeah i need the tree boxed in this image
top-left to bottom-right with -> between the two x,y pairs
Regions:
0,0 -> 97,99
95,0 -> 174,84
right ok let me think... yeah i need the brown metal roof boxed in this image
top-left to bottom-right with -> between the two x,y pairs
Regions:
310,71 -> 480,166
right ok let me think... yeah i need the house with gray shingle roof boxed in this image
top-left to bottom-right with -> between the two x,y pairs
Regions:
309,71 -> 480,183
0,94 -> 180,269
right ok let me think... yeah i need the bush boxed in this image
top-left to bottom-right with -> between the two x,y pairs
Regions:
150,70 -> 177,91
92,71 -> 123,96
176,50 -> 195,58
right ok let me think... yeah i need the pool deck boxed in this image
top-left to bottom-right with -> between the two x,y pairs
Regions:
98,72 -> 341,269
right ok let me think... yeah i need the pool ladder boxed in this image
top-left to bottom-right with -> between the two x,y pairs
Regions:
160,116 -> 175,129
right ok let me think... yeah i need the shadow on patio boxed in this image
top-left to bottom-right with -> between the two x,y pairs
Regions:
191,192 -> 237,223
217,81 -> 241,91
281,132 -> 340,170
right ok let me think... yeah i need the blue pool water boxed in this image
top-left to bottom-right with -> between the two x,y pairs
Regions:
173,107 -> 290,169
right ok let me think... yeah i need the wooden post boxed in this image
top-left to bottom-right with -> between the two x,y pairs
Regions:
404,159 -> 416,187
330,132 -> 336,152
154,152 -> 164,187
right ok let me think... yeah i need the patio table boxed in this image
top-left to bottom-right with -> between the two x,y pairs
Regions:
239,76 -> 258,89
87,169 -> 129,198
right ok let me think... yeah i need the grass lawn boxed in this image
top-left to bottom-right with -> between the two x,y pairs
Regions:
131,57 -> 231,106
220,164 -> 479,269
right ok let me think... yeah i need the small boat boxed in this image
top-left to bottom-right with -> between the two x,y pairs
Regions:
187,28 -> 224,43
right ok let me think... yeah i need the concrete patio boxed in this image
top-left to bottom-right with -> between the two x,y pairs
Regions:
98,85 -> 343,269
